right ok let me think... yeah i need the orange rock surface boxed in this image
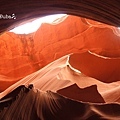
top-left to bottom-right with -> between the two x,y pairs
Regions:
0,15 -> 120,91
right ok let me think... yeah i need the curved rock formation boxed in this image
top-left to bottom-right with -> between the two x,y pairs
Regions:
0,15 -> 120,91
0,1 -> 120,119
0,0 -> 120,34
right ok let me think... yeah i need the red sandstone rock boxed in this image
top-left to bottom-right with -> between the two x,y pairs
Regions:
69,51 -> 120,83
0,15 -> 120,91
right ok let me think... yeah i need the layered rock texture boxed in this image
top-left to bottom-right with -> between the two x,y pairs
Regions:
0,0 -> 120,34
0,1 -> 120,119
0,15 -> 120,91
